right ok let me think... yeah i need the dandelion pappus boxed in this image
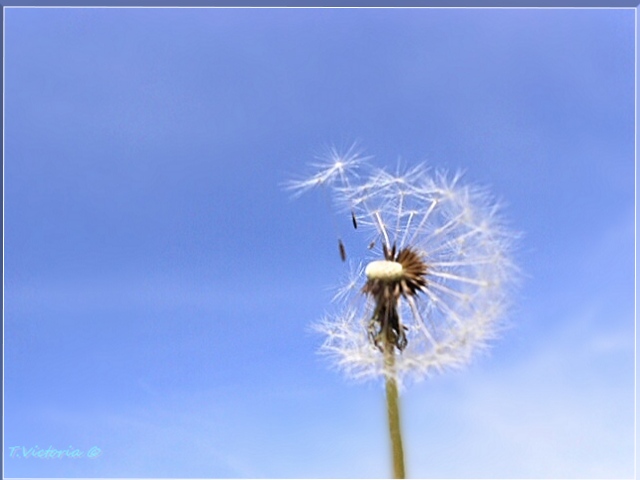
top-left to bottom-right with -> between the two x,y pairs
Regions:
287,145 -> 517,384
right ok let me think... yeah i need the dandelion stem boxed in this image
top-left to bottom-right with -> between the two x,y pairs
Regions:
385,347 -> 406,479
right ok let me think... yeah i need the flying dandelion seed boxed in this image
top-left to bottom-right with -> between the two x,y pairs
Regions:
287,147 -> 518,386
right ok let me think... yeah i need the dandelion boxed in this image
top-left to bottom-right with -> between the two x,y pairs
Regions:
287,146 -> 517,478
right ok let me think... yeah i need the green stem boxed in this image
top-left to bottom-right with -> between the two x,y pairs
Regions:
385,348 -> 406,479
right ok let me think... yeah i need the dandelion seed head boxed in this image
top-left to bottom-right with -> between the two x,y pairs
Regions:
290,147 -> 518,387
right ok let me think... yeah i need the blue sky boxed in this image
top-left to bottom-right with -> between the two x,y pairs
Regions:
4,7 -> 635,479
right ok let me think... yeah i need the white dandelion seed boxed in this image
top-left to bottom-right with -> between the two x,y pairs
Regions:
289,147 -> 518,387
285,143 -> 371,197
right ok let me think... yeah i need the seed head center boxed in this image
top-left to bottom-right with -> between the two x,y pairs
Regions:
365,260 -> 404,281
